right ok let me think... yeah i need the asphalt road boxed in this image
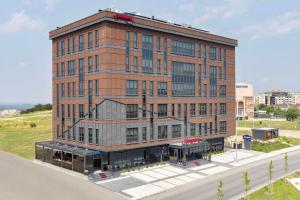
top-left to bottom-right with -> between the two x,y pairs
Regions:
0,151 -> 123,200
145,149 -> 300,200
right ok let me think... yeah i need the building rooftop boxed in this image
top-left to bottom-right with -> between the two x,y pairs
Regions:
251,128 -> 279,131
49,9 -> 238,47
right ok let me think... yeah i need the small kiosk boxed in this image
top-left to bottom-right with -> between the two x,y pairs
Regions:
251,128 -> 279,141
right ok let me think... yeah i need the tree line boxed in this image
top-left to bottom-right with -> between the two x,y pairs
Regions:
20,104 -> 52,114
256,104 -> 300,121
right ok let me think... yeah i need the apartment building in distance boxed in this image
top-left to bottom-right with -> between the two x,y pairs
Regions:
35,9 -> 237,173
236,83 -> 254,119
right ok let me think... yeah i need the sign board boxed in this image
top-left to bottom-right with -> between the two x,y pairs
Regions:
183,138 -> 201,145
243,135 -> 252,141
113,13 -> 133,22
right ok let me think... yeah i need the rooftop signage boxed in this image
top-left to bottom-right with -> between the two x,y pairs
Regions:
113,13 -> 133,22
182,138 -> 201,145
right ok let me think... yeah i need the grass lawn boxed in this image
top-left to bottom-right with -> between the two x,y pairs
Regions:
251,140 -> 290,153
237,120 -> 300,131
0,111 -> 52,159
250,173 -> 300,200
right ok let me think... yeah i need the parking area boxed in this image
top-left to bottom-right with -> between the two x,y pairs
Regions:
94,149 -> 266,200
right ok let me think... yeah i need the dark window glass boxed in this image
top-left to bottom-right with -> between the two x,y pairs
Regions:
172,61 -> 195,96
172,124 -> 181,138
126,128 -> 138,143
158,125 -> 168,139
126,104 -> 138,119
126,80 -> 138,96
171,40 -> 195,57
158,104 -> 168,117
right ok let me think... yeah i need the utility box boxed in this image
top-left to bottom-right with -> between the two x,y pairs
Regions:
243,135 -> 252,150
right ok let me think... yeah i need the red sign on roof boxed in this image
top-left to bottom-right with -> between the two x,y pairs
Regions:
113,13 -> 133,22
182,138 -> 201,145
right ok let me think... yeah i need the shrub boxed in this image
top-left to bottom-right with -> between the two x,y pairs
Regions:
29,122 -> 37,128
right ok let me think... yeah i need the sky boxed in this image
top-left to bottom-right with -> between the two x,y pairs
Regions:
0,0 -> 300,104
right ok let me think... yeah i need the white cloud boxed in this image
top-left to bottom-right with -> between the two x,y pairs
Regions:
21,0 -> 32,5
18,61 -> 30,67
260,77 -> 271,83
193,0 -> 255,24
0,11 -> 41,35
241,11 -> 300,40
45,0 -> 58,11
179,3 -> 195,12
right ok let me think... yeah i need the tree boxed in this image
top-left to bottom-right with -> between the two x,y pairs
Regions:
284,153 -> 288,183
286,108 -> 299,121
243,171 -> 251,200
268,160 -> 274,194
217,180 -> 224,200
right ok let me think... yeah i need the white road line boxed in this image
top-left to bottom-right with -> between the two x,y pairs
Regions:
153,168 -> 177,177
164,177 -> 186,186
152,180 -> 176,189
163,166 -> 187,174
186,173 -> 205,180
122,184 -> 163,200
190,163 -> 216,171
199,166 -> 230,175
142,171 -> 168,179
175,175 -> 196,183
130,173 -> 157,183
95,176 -> 130,185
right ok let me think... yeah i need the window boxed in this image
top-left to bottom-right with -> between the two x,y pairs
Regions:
219,85 -> 226,97
142,81 -> 146,95
95,80 -> 99,96
158,104 -> 167,117
93,55 -> 99,72
172,61 -> 195,96
88,80 -> 93,96
134,56 -> 138,72
88,128 -> 93,144
164,38 -> 168,74
197,44 -> 201,58
157,59 -> 161,74
67,104 -> 70,118
95,30 -> 99,47
158,82 -> 167,96
56,63 -> 59,77
134,32 -> 138,48
158,125 -> 168,139
150,81 -> 154,96
178,104 -> 181,117
142,34 -> 153,73
79,34 -> 84,51
72,36 -> 76,53
172,125 -> 181,138
79,58 -> 85,96
95,129 -> 99,145
79,127 -> 84,142
126,128 -> 138,143
72,82 -> 76,97
199,103 -> 207,116
61,83 -> 65,97
61,40 -> 65,56
220,103 -> 227,115
56,41 -> 59,57
126,104 -> 138,119
204,84 -> 208,97
218,67 -> 222,79
209,66 -> 217,97
172,104 -> 175,116
171,40 -> 195,57
67,60 -> 75,76
199,123 -> 202,135
67,83 -> 70,97
218,48 -> 222,61
224,49 -> 227,80
142,127 -> 147,141
61,62 -> 65,77
157,36 -> 161,51
126,80 -> 138,96
88,56 -> 93,73
190,123 -> 196,136
209,47 -> 216,60
142,104 -> 146,118
204,123 -> 208,135
88,32 -> 93,48
209,122 -> 213,134
220,121 -> 227,133
209,103 -> 213,115
67,39 -> 70,54
79,104 -> 84,119
190,104 -> 195,116
126,31 -> 130,72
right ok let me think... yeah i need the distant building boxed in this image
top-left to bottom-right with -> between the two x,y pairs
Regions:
255,90 -> 300,108
251,128 -> 279,141
236,83 -> 254,119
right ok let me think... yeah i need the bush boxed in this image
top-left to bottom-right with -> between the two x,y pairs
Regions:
29,122 -> 37,128
20,104 -> 52,114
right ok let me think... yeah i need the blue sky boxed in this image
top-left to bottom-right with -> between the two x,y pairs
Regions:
0,0 -> 300,104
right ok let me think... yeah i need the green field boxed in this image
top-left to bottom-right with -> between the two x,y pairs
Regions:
250,172 -> 300,200
237,120 -> 300,130
0,111 -> 52,159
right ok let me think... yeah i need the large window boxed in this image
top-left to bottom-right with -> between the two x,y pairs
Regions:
199,103 -> 207,116
79,104 -> 84,119
126,80 -> 138,96
220,121 -> 227,133
88,128 -> 93,144
95,30 -> 99,47
88,56 -> 93,73
67,60 -> 75,76
150,81 -> 154,96
157,59 -> 161,74
79,127 -> 85,142
209,66 -> 217,97
209,47 -> 216,60
219,85 -> 226,97
142,34 -> 153,73
61,62 -> 65,77
220,103 -> 227,115
158,125 -> 168,139
126,128 -> 138,143
78,58 -> 85,96
158,82 -> 167,96
190,123 -> 196,136
190,104 -> 195,116
134,32 -> 138,48
88,32 -> 93,49
95,55 -> 99,71
134,56 -> 138,72
157,36 -> 161,51
172,124 -> 182,138
171,40 -> 195,57
95,129 -> 99,145
142,127 -> 147,141
172,61 -> 195,96
158,104 -> 168,117
126,104 -> 138,119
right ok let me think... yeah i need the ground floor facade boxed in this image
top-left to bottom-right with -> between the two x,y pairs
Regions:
35,137 -> 225,174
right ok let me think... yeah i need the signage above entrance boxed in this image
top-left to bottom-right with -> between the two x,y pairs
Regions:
113,13 -> 133,22
182,138 -> 201,145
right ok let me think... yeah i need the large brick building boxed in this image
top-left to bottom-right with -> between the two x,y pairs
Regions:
36,9 -> 237,173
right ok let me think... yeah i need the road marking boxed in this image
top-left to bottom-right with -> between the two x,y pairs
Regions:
186,173 -> 205,180
122,184 -> 163,199
190,163 -> 216,171
142,171 -> 168,179
152,181 -> 176,189
163,166 -> 187,174
153,168 -> 177,177
164,177 -> 186,186
199,166 -> 230,175
95,176 -> 130,185
130,173 -> 157,183
175,175 -> 196,182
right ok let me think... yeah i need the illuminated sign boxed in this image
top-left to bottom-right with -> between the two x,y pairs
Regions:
182,138 -> 201,145
113,13 -> 133,22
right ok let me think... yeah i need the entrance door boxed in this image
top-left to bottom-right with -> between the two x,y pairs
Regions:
93,158 -> 101,169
